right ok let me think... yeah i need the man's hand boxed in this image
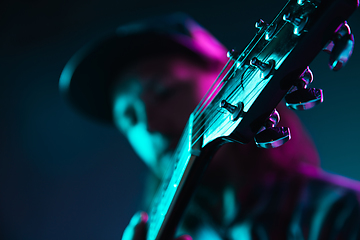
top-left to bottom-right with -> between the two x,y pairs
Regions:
122,212 -> 192,240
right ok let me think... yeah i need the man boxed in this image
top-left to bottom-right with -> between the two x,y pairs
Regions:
60,13 -> 360,239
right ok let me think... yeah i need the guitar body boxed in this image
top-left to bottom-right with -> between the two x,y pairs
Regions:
147,0 -> 359,239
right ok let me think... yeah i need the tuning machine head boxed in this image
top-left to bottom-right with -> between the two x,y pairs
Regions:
255,127 -> 291,149
285,67 -> 323,110
254,19 -> 277,41
323,21 -> 355,71
255,109 -> 291,148
227,49 -> 241,60
285,88 -> 323,110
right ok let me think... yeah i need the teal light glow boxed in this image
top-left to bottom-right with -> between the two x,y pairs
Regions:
112,92 -> 169,178
308,190 -> 341,240
59,63 -> 73,92
229,222 -> 252,240
59,47 -> 86,92
59,42 -> 97,93
121,212 -> 143,240
127,122 -> 167,169
223,186 -> 238,226
196,225 -> 223,240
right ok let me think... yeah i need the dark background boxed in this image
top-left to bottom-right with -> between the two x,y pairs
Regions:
1,0 -> 359,239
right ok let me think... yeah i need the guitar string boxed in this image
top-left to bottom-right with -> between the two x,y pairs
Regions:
193,43 -> 276,136
150,2 -> 293,237
191,68 -> 270,148
191,7 -> 290,135
191,54 -> 252,131
157,0 -> 290,194
149,119 -> 190,219
191,21 -> 267,122
191,63 -> 256,143
191,41 -> 283,146
150,20 -> 290,240
190,21 -> 289,146
192,0 -> 288,122
190,32 -> 269,141
191,26 -> 269,126
192,65 -> 231,120
150,62 -> 243,219
191,64 -> 234,128
151,65 -> 263,222
194,18 -> 289,135
192,59 -> 233,115
191,61 -> 238,133
148,1 -> 287,232
152,72 -> 268,235
191,69 -> 258,146
186,0 -> 290,175
192,36 -> 258,121
192,0 -> 289,126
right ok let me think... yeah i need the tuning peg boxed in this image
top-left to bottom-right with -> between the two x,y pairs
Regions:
250,57 -> 275,79
283,12 -> 308,35
255,127 -> 291,149
285,67 -> 323,110
255,109 -> 291,148
285,88 -> 323,110
255,19 -> 267,30
254,19 -> 277,40
227,49 -> 240,60
323,21 -> 354,71
220,100 -> 244,121
296,66 -> 313,89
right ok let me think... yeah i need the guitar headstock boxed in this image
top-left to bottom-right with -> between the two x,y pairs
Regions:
191,0 -> 359,149
147,2 -> 359,240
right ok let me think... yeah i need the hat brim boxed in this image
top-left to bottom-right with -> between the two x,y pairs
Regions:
59,32 -> 206,124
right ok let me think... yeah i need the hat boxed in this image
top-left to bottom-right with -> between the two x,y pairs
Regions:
59,13 -> 227,124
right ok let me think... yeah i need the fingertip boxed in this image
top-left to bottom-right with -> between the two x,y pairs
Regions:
139,211 -> 149,223
122,212 -> 149,240
176,235 -> 192,240
129,211 -> 147,226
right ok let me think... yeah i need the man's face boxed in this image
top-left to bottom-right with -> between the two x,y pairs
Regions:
111,54 -> 222,177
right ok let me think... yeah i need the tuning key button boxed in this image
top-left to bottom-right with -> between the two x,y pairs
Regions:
287,66 -> 314,94
267,109 -> 280,128
257,109 -> 280,133
220,100 -> 244,121
290,66 -> 313,91
265,23 -> 277,41
255,109 -> 291,148
285,88 -> 323,110
297,0 -> 305,5
324,22 -> 355,71
254,19 -> 276,41
250,57 -> 275,79
255,19 -> 268,30
283,12 -> 308,35
329,33 -> 354,71
298,66 -> 313,88
220,100 -> 236,113
255,127 -> 291,148
227,49 -> 240,60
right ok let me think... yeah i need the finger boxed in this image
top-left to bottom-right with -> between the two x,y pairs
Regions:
175,235 -> 192,240
122,212 -> 149,240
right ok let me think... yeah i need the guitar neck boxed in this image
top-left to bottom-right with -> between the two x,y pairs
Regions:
146,0 -> 359,239
147,113 -> 223,240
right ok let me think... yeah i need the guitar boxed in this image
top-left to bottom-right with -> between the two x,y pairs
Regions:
147,0 -> 359,239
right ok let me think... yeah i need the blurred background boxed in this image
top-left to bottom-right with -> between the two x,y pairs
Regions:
1,0 -> 359,239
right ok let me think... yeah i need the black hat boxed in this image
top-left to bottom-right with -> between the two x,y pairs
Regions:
59,13 -> 227,124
